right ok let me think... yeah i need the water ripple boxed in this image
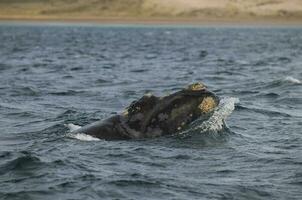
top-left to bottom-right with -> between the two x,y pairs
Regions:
0,24 -> 301,200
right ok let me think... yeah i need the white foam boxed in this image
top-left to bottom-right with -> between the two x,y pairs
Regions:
191,97 -> 239,133
65,123 -> 82,132
65,123 -> 100,141
67,133 -> 100,141
284,76 -> 301,84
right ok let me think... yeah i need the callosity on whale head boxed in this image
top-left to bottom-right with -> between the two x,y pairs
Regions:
70,82 -> 219,140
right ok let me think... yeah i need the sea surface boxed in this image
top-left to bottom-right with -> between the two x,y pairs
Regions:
0,23 -> 301,200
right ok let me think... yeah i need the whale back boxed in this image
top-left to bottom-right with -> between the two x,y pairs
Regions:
124,94 -> 159,132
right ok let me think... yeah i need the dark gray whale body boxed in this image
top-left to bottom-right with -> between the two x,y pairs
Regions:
71,83 -> 219,140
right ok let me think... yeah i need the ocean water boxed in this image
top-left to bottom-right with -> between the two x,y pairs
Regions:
0,23 -> 301,200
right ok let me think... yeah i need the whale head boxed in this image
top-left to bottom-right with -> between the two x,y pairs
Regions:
122,82 -> 219,138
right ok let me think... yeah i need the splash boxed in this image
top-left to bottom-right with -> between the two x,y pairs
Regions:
188,97 -> 239,133
67,133 -> 100,141
65,123 -> 82,132
65,123 -> 100,141
284,76 -> 301,84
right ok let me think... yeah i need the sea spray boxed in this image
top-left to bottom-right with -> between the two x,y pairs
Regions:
65,123 -> 100,141
67,132 -> 100,141
284,76 -> 301,84
65,123 -> 82,132
186,97 -> 239,134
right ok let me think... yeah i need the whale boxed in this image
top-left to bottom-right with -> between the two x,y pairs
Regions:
70,82 -> 219,140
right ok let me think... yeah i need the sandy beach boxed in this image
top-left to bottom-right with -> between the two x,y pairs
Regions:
1,16 -> 302,26
0,0 -> 302,25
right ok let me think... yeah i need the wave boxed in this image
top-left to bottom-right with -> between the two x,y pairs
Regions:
249,76 -> 301,91
10,86 -> 41,97
0,152 -> 42,174
236,104 -> 294,117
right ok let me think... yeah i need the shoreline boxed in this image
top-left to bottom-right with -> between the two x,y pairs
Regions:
1,16 -> 302,27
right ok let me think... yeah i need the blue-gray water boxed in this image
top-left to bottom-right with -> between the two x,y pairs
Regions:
0,23 -> 301,200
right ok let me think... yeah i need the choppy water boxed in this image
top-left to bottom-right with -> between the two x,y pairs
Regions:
0,23 -> 301,200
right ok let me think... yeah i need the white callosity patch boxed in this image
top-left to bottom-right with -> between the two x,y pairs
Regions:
284,76 -> 301,84
189,97 -> 239,133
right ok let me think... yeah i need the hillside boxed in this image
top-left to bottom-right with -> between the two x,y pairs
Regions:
1,0 -> 302,23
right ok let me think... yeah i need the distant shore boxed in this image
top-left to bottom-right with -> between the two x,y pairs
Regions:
1,16 -> 302,26
1,0 -> 302,26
